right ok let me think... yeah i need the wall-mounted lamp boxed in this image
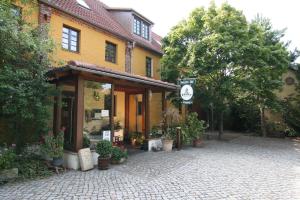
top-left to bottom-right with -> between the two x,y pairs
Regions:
94,91 -> 100,101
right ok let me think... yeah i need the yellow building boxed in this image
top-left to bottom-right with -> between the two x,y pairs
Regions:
13,0 -> 179,156
266,68 -> 299,122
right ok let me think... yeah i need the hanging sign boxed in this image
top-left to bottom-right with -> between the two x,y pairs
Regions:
178,78 -> 196,104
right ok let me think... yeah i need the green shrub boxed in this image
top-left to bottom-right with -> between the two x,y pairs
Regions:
182,112 -> 207,143
83,135 -> 91,148
41,131 -> 64,158
96,140 -> 112,158
0,146 -> 16,170
15,152 -> 52,180
111,147 -> 127,162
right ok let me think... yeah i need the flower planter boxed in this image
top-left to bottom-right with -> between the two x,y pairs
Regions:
193,139 -> 204,148
111,157 -> 126,165
52,157 -> 64,166
98,157 -> 110,170
162,139 -> 173,152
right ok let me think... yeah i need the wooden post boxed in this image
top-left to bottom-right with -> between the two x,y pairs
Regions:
53,83 -> 62,135
74,75 -> 84,152
125,93 -> 129,137
110,84 -> 115,142
176,127 -> 182,150
162,91 -> 166,112
144,89 -> 150,139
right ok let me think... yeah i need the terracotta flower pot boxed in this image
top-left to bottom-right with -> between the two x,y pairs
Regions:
193,139 -> 204,148
162,139 -> 173,152
98,157 -> 110,170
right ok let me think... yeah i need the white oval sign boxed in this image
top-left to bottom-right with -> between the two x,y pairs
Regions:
180,85 -> 193,101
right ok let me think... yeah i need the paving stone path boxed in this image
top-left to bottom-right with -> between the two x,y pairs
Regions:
0,135 -> 299,200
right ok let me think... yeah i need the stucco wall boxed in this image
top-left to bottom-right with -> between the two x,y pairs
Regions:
49,10 -> 127,71
132,46 -> 161,79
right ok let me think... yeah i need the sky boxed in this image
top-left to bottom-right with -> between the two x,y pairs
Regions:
102,0 -> 299,51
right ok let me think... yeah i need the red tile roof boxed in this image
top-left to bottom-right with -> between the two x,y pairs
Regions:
40,0 -> 163,54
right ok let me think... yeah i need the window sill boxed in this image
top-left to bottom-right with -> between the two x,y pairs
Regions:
61,48 -> 80,55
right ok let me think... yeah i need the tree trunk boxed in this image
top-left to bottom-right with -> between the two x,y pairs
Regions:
218,111 -> 224,140
210,105 -> 214,133
260,107 -> 267,137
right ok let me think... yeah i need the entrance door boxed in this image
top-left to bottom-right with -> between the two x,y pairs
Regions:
61,91 -> 75,150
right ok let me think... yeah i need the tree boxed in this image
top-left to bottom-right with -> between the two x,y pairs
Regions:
162,3 -> 249,138
0,0 -> 55,151
238,16 -> 290,137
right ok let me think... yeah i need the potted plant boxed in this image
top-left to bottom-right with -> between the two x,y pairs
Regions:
160,108 -> 181,152
129,132 -> 144,148
96,140 -> 112,170
111,146 -> 128,164
182,112 -> 207,147
42,131 -> 64,166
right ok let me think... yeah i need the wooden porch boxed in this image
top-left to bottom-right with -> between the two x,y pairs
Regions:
48,60 -> 178,152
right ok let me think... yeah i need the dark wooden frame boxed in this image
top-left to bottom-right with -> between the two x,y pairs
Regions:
105,41 -> 117,63
62,24 -> 80,53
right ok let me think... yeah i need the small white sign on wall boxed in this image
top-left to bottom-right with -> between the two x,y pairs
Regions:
101,110 -> 109,117
103,130 -> 111,141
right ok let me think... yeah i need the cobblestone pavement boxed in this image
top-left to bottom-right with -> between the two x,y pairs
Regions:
1,135 -> 299,200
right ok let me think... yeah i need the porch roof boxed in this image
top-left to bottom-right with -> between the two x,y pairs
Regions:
48,60 -> 179,91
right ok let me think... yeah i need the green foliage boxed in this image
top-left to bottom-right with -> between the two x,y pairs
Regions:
162,3 -> 291,136
225,100 -> 260,132
129,132 -> 145,145
238,16 -> 290,136
96,140 -> 112,158
182,112 -> 207,143
149,126 -> 162,138
41,132 -> 64,158
15,152 -> 52,180
0,1 -> 55,150
162,3 -> 251,136
0,146 -> 52,183
111,147 -> 127,162
0,146 -> 16,170
83,134 -> 91,148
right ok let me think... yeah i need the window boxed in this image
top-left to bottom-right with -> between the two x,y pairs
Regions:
133,17 -> 149,40
105,41 -> 117,63
137,102 -> 142,115
11,5 -> 21,18
76,0 -> 90,9
146,57 -> 153,77
133,18 -> 141,35
62,26 -> 79,52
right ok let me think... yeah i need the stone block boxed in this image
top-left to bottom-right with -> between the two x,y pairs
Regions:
78,148 -> 94,171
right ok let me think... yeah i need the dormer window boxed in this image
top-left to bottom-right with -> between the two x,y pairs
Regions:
76,0 -> 90,9
133,17 -> 149,40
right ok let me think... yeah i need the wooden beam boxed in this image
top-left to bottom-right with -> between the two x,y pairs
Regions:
144,89 -> 150,139
53,83 -> 62,135
125,93 -> 129,135
110,84 -> 115,142
162,91 -> 166,113
74,75 -> 84,152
